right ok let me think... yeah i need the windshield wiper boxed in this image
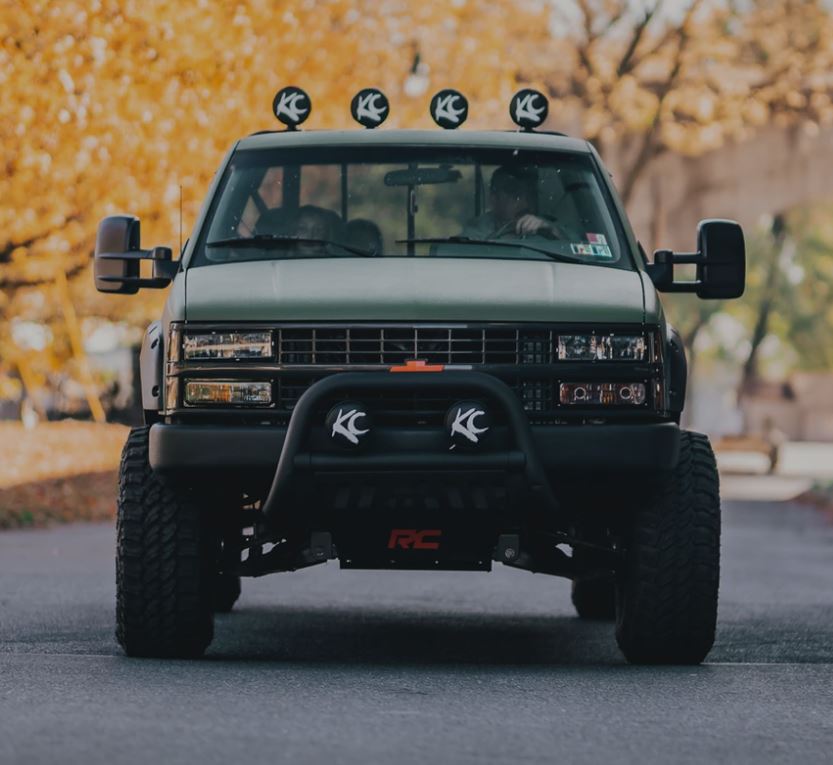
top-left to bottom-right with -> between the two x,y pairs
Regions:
206,234 -> 374,258
395,236 -> 585,264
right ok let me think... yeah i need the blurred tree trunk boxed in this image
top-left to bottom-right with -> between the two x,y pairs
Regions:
54,268 -> 106,423
679,312 -> 710,429
738,215 -> 787,406
10,354 -> 45,422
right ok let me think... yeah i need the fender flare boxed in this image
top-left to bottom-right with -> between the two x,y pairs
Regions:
665,324 -> 688,415
139,322 -> 163,414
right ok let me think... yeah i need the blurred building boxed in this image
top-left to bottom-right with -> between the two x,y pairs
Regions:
741,372 -> 833,441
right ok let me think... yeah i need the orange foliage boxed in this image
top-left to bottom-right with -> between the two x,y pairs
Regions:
0,0 -> 551,303
1,0 -> 832,358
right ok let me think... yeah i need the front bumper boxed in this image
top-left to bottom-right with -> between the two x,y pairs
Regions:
150,420 -> 679,473
150,371 -> 680,573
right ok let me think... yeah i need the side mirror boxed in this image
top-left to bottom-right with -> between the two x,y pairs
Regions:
94,215 -> 178,294
695,219 -> 746,299
646,219 -> 745,300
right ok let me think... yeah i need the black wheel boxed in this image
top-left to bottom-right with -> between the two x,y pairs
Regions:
116,427 -> 214,658
212,572 -> 241,613
615,430 -> 720,665
571,577 -> 616,620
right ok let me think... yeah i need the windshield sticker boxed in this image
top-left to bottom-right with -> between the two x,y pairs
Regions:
571,242 -> 614,258
586,233 -> 607,245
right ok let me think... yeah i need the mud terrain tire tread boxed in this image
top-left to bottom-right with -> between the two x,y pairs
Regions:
116,427 -> 214,658
615,430 -> 720,665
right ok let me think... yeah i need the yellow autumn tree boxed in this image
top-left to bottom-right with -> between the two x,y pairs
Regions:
0,0 -> 552,413
526,0 -> 833,202
2,0 -> 833,418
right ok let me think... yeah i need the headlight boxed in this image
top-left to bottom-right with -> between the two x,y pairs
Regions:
559,382 -> 646,406
557,334 -> 645,361
183,331 -> 273,360
184,380 -> 272,406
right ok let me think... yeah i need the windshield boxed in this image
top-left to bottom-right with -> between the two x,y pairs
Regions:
191,146 -> 632,269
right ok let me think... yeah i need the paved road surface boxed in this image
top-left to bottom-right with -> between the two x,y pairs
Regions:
2,497 -> 832,764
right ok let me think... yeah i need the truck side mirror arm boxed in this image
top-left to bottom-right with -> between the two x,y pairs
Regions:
646,249 -> 703,293
647,219 -> 745,300
94,216 -> 178,294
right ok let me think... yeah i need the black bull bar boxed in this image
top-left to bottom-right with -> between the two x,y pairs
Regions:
260,371 -> 559,526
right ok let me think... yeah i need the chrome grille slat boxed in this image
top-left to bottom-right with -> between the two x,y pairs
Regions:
346,327 -> 351,365
259,324 -> 650,424
274,326 -> 553,366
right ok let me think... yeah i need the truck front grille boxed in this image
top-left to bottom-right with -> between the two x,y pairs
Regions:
277,326 -> 553,366
172,323 -> 658,425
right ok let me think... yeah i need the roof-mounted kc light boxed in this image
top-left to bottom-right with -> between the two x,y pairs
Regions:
272,86 -> 311,129
351,88 -> 390,128
430,89 -> 468,129
510,88 -> 549,131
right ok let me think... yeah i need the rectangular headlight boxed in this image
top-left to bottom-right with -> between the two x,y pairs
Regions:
183,332 -> 273,360
557,334 -> 645,361
559,382 -> 646,406
184,380 -> 272,406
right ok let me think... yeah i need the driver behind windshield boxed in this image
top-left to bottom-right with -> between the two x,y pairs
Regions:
294,205 -> 342,256
462,166 -> 564,240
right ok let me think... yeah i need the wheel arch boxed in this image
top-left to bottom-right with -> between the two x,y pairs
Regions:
139,321 -> 163,419
665,323 -> 688,418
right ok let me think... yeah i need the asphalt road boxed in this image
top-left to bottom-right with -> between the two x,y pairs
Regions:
2,496 -> 833,765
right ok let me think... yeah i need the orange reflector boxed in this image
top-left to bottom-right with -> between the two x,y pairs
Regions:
389,359 -> 445,373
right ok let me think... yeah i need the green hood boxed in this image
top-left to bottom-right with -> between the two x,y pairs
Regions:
184,258 -> 646,324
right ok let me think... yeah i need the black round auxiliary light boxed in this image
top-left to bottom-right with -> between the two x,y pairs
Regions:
430,89 -> 468,129
509,88 -> 549,130
326,401 -> 372,449
445,400 -> 492,450
351,88 -> 390,128
272,86 -> 311,129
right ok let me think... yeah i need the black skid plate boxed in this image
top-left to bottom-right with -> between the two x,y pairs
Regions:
313,470 -> 518,571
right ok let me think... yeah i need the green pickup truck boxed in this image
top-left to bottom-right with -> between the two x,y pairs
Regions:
95,87 -> 745,663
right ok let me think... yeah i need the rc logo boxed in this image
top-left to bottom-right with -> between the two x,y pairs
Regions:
388,529 -> 442,550
272,86 -> 311,127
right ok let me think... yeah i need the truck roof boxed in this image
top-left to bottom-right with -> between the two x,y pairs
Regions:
236,129 -> 593,154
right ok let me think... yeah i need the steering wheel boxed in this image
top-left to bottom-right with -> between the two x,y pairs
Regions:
491,219 -> 519,239
490,217 -> 564,241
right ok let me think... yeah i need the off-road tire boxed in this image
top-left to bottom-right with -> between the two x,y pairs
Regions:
615,430 -> 720,665
212,572 -> 241,613
571,578 -> 616,620
116,427 -> 214,658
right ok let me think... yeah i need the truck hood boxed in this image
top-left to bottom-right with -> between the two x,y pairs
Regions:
184,258 -> 646,324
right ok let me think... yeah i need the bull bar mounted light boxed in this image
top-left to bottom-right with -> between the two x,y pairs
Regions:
351,88 -> 389,128
430,89 -> 468,129
272,85 -> 311,130
510,88 -> 548,131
